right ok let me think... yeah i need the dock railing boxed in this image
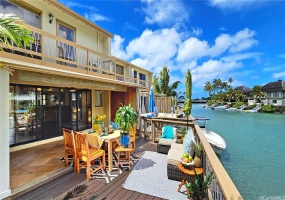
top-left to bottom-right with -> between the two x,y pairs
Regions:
193,124 -> 243,200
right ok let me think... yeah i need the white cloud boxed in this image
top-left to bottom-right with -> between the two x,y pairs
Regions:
111,27 -> 259,89
84,13 -> 110,22
192,59 -> 242,86
141,0 -> 189,28
177,37 -> 209,62
221,52 -> 262,62
273,71 -> 285,78
278,54 -> 285,58
177,28 -> 258,62
209,0 -> 263,11
263,66 -> 281,72
191,27 -> 203,37
111,35 -> 128,60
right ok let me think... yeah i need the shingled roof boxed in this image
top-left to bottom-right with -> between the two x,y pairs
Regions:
262,80 -> 285,92
234,86 -> 252,93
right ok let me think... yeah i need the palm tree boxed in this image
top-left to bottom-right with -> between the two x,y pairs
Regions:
226,86 -> 236,102
213,78 -> 223,94
235,90 -> 246,102
204,81 -> 213,99
153,66 -> 180,97
221,81 -> 229,92
0,13 -> 34,74
251,85 -> 265,103
228,77 -> 234,86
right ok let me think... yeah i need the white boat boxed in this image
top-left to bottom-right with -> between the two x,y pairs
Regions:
213,105 -> 228,110
194,117 -> 226,154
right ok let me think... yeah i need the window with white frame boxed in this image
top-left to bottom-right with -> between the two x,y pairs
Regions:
271,91 -> 280,98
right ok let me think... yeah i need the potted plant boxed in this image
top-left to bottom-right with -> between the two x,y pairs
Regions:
185,169 -> 212,200
92,114 -> 106,130
115,104 -> 137,147
180,127 -> 187,142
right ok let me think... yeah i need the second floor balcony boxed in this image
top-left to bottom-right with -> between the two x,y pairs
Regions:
0,24 -> 151,90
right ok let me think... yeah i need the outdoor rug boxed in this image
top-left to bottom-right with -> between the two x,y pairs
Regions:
123,151 -> 188,200
60,151 -> 141,184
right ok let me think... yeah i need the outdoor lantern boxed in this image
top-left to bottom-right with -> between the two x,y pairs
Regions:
49,13 -> 54,24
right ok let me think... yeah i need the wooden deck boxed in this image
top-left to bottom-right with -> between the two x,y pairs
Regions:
13,137 -> 166,200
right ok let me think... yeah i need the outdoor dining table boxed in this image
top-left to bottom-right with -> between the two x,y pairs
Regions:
82,129 -> 121,172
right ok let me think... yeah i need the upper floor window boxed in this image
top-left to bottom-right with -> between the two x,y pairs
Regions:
116,65 -> 124,75
134,70 -> 137,78
271,91 -> 281,98
0,0 -> 40,28
139,73 -> 146,81
58,23 -> 75,62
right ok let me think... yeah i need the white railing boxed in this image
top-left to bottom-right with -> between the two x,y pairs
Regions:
0,24 -> 151,89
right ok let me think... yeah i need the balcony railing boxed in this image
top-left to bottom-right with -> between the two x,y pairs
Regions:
193,124 -> 243,200
0,24 -> 151,90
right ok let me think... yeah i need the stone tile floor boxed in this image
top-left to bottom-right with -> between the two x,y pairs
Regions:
10,140 -> 66,190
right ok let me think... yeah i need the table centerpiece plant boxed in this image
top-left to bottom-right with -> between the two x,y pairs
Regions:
92,114 -> 106,130
115,104 -> 137,148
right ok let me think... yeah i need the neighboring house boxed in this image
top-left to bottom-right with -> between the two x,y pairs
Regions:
261,80 -> 285,106
234,86 -> 252,99
0,1 -> 152,198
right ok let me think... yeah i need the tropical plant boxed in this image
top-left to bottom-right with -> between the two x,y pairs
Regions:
228,77 -> 234,86
26,103 -> 35,115
115,104 -> 137,135
194,143 -> 203,167
204,81 -> 213,99
261,105 -> 276,113
185,170 -> 212,200
251,85 -> 265,103
0,13 -> 34,75
153,66 -> 180,96
235,90 -> 247,102
226,86 -> 236,102
232,101 -> 244,109
179,126 -> 187,137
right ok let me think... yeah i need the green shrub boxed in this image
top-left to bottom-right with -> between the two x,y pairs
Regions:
232,102 -> 244,108
261,105 -> 276,113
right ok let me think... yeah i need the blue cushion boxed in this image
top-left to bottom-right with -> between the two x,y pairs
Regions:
183,129 -> 194,154
161,126 -> 174,139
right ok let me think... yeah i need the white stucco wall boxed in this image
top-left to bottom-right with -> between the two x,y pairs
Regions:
0,68 -> 11,199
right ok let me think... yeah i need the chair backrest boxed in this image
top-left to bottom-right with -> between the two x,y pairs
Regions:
129,124 -> 137,137
74,132 -> 90,162
62,128 -> 75,151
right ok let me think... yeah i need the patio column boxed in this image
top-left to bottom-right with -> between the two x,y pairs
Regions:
0,68 -> 11,199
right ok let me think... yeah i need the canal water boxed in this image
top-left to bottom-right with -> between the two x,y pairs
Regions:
191,104 -> 285,199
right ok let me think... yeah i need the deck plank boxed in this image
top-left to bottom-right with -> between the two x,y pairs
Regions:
14,137 -> 161,200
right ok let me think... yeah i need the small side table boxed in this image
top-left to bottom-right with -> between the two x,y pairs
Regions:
177,162 -> 203,193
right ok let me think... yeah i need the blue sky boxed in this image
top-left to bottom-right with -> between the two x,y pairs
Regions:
58,0 -> 285,98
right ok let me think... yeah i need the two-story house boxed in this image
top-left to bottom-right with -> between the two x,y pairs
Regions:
261,80 -> 285,106
0,0 -> 152,198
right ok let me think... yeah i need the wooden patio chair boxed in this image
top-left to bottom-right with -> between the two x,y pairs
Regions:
129,124 -> 137,152
74,132 -> 105,180
62,128 -> 76,172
